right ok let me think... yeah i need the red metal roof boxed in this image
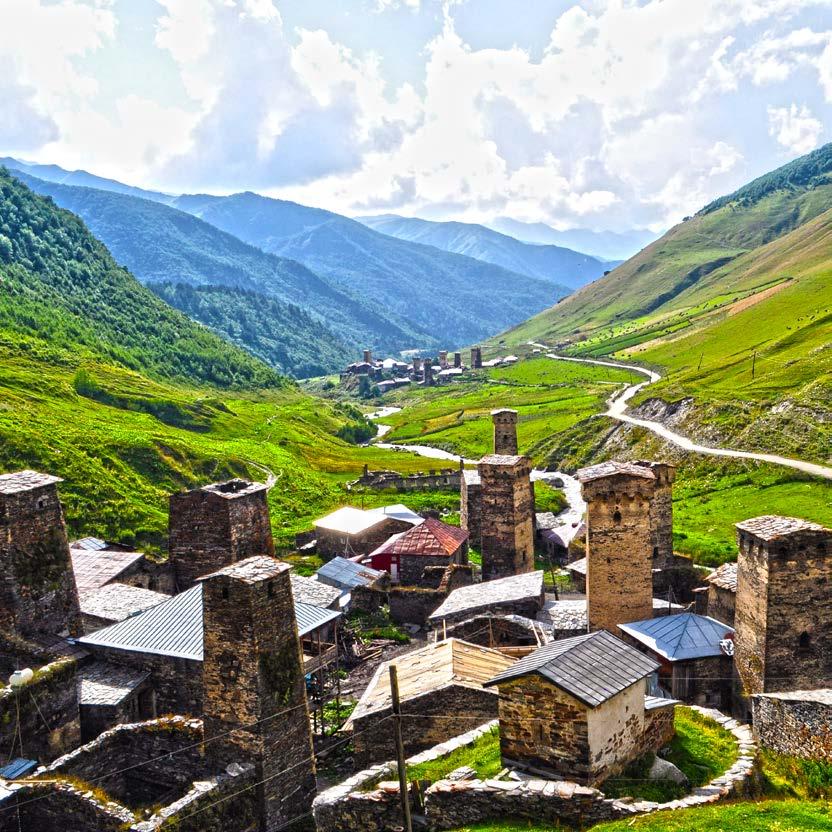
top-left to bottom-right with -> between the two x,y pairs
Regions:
374,518 -> 468,558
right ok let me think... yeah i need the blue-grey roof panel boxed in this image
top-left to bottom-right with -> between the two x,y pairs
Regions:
619,613 -> 734,661
317,557 -> 384,590
78,585 -> 340,661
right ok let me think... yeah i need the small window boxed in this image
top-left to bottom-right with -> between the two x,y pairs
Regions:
222,586 -> 229,600
798,632 -> 811,651
613,510 -> 622,525
268,582 -> 275,597
35,496 -> 48,511
653,546 -> 659,559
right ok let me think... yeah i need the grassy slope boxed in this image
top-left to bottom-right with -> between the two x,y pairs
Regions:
0,171 -> 444,550
375,357 -> 635,463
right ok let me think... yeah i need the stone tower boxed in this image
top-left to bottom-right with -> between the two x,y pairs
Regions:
423,358 -> 435,386
492,409 -> 519,456
734,516 -> 832,710
635,460 -> 676,569
453,352 -> 462,368
439,350 -> 449,368
201,557 -> 316,831
363,349 -> 372,364
479,455 -> 535,581
169,478 -> 274,591
0,471 -> 81,638
471,346 -> 483,369
578,462 -> 656,634
460,469 -> 483,548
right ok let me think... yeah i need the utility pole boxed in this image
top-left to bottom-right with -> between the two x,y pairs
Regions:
752,350 -> 757,379
697,353 -> 703,371
389,665 -> 413,832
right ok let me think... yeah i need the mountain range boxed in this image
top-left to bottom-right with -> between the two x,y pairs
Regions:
357,214 -> 615,289
2,158 -> 567,369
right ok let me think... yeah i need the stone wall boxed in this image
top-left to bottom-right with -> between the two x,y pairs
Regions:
642,704 -> 676,752
0,657 -> 80,763
353,468 -> 462,493
651,558 -> 705,604
752,692 -> 832,762
0,479 -> 81,637
708,584 -> 735,627
445,614 -> 539,647
479,456 -> 535,581
583,473 -> 654,634
168,480 -> 274,591
400,553 -> 453,586
389,586 -> 445,626
586,683 -> 646,785
460,473 -> 483,549
635,461 -> 675,570
672,656 -> 734,710
352,684 -> 501,769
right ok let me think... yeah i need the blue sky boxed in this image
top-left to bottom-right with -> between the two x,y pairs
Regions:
1,0 -> 831,232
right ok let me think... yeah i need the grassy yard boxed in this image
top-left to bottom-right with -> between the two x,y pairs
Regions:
408,725 -> 503,784
603,707 -> 737,803
450,801 -> 832,831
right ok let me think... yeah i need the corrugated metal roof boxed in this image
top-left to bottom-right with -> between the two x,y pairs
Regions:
619,613 -> 734,661
317,557 -> 385,590
484,630 -> 659,708
0,759 -> 37,780
372,518 -> 468,558
78,585 -> 340,661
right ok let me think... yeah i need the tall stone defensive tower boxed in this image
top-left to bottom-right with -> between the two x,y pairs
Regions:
635,460 -> 676,569
734,516 -> 832,711
578,462 -> 656,634
439,350 -> 449,368
453,352 -> 462,368
169,478 -> 274,591
470,347 -> 483,369
479,455 -> 535,581
423,358 -> 435,386
363,349 -> 372,364
201,557 -> 316,831
492,409 -> 519,456
0,471 -> 81,638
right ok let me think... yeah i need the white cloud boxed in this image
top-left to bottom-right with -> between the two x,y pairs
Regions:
819,41 -> 832,100
767,103 -> 823,153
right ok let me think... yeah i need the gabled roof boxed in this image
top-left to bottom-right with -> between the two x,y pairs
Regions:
290,574 -> 342,609
79,583 -> 169,624
366,504 -> 424,526
705,562 -> 737,592
484,630 -> 659,708
316,557 -> 385,590
0,470 -> 61,495
577,461 -> 655,483
372,518 -> 468,558
428,571 -> 544,622
314,506 -> 387,534
78,585 -> 341,661
347,639 -> 514,724
78,662 -> 150,706
619,613 -> 734,662
71,548 -> 145,595
735,515 -> 828,541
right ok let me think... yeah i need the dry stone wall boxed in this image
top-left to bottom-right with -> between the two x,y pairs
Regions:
752,692 -> 832,762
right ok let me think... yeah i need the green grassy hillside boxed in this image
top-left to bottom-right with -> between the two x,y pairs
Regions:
0,171 -> 444,549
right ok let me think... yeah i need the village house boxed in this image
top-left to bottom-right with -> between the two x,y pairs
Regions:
315,556 -> 389,602
314,504 -> 423,559
619,612 -> 735,709
347,638 -> 515,767
78,583 -> 169,634
484,630 -> 674,786
367,517 -> 469,584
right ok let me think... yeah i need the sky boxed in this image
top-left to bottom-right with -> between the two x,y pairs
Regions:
1,0 -> 831,233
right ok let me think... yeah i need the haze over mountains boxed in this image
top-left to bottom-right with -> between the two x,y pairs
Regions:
357,214 -> 615,290
2,158 -> 566,374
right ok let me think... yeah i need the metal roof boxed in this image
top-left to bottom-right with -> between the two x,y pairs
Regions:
316,557 -> 385,590
0,759 -> 37,780
315,506 -> 388,535
78,585 -> 340,661
619,613 -> 734,662
371,518 -> 468,558
366,504 -> 424,526
484,629 -> 659,708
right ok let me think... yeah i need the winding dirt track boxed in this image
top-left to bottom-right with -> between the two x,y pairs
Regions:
533,345 -> 832,482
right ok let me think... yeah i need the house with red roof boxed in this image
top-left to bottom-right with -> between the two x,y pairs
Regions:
368,518 -> 469,584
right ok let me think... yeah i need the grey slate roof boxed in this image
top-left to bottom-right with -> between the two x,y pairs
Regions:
577,461 -> 655,483
484,629 -> 659,708
0,470 -> 61,494
80,583 -> 169,624
290,575 -> 342,609
705,562 -> 738,592
78,662 -> 149,706
316,557 -> 385,591
428,571 -> 544,623
735,515 -> 828,541
71,548 -> 145,595
78,585 -> 341,661
619,613 -> 734,661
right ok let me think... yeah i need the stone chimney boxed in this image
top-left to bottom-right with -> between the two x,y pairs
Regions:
0,471 -> 81,638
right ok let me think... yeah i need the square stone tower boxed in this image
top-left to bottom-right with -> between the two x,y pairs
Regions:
453,352 -> 462,368
439,350 -> 449,368
578,462 -> 656,635
635,460 -> 676,569
423,359 -> 435,386
0,471 -> 81,637
201,556 -> 316,831
460,469 -> 483,548
734,516 -> 832,708
169,478 -> 274,591
363,349 -> 372,364
479,455 -> 535,581
471,346 -> 483,369
492,409 -> 519,456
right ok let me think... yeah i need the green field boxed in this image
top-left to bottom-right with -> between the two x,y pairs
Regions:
377,357 -> 634,462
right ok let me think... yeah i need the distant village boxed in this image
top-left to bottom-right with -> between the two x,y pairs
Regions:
341,347 -> 519,394
0,408 -> 829,831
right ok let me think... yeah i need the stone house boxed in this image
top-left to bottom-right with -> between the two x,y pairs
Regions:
693,561 -> 737,626
314,504 -> 423,559
484,630 -> 671,786
79,583 -> 169,634
428,570 -> 545,626
619,612 -> 735,709
367,518 -> 469,584
347,639 -> 515,767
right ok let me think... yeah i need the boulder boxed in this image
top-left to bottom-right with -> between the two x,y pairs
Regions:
648,756 -> 689,787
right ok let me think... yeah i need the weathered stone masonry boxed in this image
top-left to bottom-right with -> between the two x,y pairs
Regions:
752,690 -> 832,763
